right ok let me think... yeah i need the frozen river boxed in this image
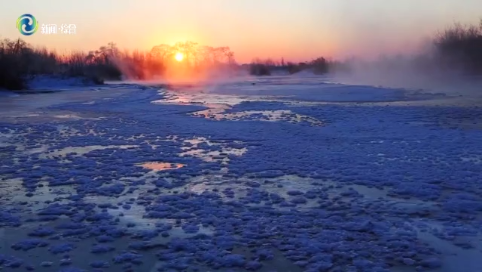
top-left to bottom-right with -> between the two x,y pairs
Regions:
1,75 -> 482,272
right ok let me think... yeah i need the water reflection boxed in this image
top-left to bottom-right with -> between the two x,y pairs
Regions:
180,137 -> 247,164
138,162 -> 185,171
39,145 -> 138,158
193,109 -> 323,126
153,90 -> 323,126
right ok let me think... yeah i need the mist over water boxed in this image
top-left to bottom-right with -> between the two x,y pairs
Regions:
330,58 -> 482,98
328,45 -> 482,98
319,1 -> 482,97
100,0 -> 482,99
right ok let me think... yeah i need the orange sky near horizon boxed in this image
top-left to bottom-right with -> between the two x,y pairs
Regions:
2,0 -> 482,63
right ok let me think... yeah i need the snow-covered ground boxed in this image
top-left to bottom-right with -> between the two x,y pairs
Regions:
0,75 -> 482,272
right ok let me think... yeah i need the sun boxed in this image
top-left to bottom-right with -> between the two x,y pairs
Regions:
174,52 -> 184,62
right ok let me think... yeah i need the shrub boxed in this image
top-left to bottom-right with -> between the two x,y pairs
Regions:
287,62 -> 302,74
249,63 -> 271,76
311,57 -> 329,75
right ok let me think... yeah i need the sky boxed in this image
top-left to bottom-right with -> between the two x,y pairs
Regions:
1,0 -> 482,63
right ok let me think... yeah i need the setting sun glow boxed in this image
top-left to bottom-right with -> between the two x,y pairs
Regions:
174,52 -> 184,62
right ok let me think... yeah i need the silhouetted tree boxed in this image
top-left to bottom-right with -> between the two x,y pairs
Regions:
311,57 -> 329,74
433,19 -> 482,74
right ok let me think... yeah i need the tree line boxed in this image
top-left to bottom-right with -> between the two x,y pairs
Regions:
1,19 -> 481,90
248,57 -> 329,76
0,40 -> 236,90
